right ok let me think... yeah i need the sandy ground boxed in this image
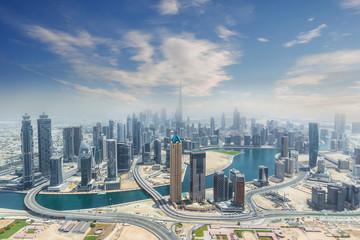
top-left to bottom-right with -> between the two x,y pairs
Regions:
277,184 -> 312,211
205,151 -> 232,175
0,208 -> 31,218
117,225 -> 157,240
344,229 -> 360,239
298,154 -> 309,163
280,227 -> 336,240
29,223 -> 89,240
328,168 -> 351,181
242,231 -> 257,240
253,195 -> 282,210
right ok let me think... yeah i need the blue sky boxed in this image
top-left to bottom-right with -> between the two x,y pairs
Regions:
0,0 -> 360,120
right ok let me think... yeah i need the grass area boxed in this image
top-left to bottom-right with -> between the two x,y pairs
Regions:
83,236 -> 98,240
26,229 -> 35,234
260,237 -> 273,240
216,235 -> 228,240
175,223 -> 182,228
257,230 -> 272,232
0,219 -> 28,240
212,150 -> 242,156
194,225 -> 208,237
234,230 -> 255,238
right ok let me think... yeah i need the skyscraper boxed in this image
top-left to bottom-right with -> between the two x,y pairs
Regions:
234,173 -> 245,207
161,108 -> 167,123
189,151 -> 206,203
210,117 -> 215,136
37,113 -> 52,177
281,136 -> 289,158
229,168 -> 240,192
132,114 -> 141,155
79,141 -> 92,187
153,139 -> 161,164
63,127 -> 74,162
73,126 -> 82,156
309,122 -> 319,168
21,113 -> 34,189
275,160 -> 285,181
258,165 -> 268,186
117,142 -> 131,171
50,156 -> 63,187
126,115 -> 132,140
117,122 -> 125,142
233,108 -> 240,131
221,113 -> 225,130
213,170 -> 232,202
335,113 -> 346,133
109,120 -> 115,139
106,139 -> 117,180
93,123 -> 102,164
170,134 -> 182,204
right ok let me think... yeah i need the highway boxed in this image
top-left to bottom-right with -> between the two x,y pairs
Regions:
23,171 -> 175,240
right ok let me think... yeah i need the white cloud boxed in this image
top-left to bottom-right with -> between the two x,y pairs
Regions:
157,0 -> 180,15
123,31 -> 154,63
284,24 -> 327,47
216,25 -> 244,41
308,17 -> 315,21
257,37 -> 268,42
276,74 -> 327,87
340,0 -> 360,13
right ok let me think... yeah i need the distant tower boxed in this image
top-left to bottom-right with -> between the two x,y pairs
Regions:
161,108 -> 167,123
234,173 -> 245,207
109,120 -> 115,139
153,139 -> 162,164
73,127 -> 83,157
309,122 -> 319,168
21,113 -> 34,189
170,134 -> 182,204
117,122 -> 125,142
210,117 -> 215,136
117,142 -> 131,171
79,141 -> 92,187
281,136 -> 289,158
233,108 -> 240,131
106,139 -> 117,180
334,113 -> 346,133
132,113 -> 141,155
63,127 -> 74,162
176,81 -> 183,134
221,113 -> 225,130
37,113 -> 52,177
189,151 -> 206,203
50,156 -> 63,187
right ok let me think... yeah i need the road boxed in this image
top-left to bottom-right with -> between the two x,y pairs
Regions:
23,170 -> 175,240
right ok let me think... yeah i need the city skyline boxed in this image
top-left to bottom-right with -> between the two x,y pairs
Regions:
0,1 -> 360,120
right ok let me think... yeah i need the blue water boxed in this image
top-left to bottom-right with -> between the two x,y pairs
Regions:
1,148 -> 280,211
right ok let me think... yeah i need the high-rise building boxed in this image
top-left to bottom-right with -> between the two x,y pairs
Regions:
210,117 -> 215,136
309,122 -> 319,168
258,165 -> 268,186
106,139 -> 117,180
213,170 -> 232,202
165,148 -> 170,168
50,156 -> 63,187
275,160 -> 285,181
126,115 -> 132,140
161,108 -> 167,123
79,141 -> 92,187
334,113 -> 346,133
109,120 -> 115,139
317,158 -> 326,173
285,158 -> 295,176
233,108 -> 240,131
117,142 -> 131,171
73,127 -> 83,156
281,136 -> 289,158
117,122 -> 125,142
37,113 -> 52,177
354,148 -> 360,165
229,168 -> 240,192
312,186 -> 325,210
189,151 -> 206,203
170,134 -> 182,204
153,139 -> 161,164
234,173 -> 245,207
63,127 -> 74,162
102,126 -> 110,139
221,113 -> 225,130
93,122 -> 101,146
132,114 -> 141,155
327,184 -> 345,211
21,114 -> 34,189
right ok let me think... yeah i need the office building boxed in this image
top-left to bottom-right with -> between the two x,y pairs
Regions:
170,134 -> 182,204
285,158 -> 295,176
132,114 -> 141,155
338,159 -> 350,172
309,122 -> 319,168
335,113 -> 346,133
233,108 -> 240,131
106,139 -> 117,180
317,158 -> 326,173
73,127 -> 82,156
79,141 -> 92,188
290,150 -> 299,173
37,113 -> 52,177
213,170 -> 232,202
165,148 -> 170,168
275,160 -> 285,181
258,165 -> 268,186
353,165 -> 360,179
93,122 -> 101,146
109,120 -> 115,139
327,184 -> 345,211
221,113 -> 225,130
49,156 -> 63,187
234,173 -> 245,207
210,117 -> 215,136
153,139 -> 161,164
117,142 -> 131,171
189,151 -> 206,203
281,136 -> 289,158
355,148 -> 360,165
229,168 -> 240,192
63,127 -> 74,162
117,122 -> 125,142
312,186 -> 326,210
21,114 -> 34,189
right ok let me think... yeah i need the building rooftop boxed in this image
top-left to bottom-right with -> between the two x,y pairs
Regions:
172,134 -> 181,143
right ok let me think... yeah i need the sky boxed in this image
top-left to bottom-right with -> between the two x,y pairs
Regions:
0,0 -> 360,121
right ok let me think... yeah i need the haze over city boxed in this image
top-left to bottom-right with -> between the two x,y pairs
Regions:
0,0 -> 360,120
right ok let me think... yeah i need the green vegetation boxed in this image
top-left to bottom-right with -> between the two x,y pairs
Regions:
212,150 -> 242,156
83,236 -> 98,240
216,235 -> 228,240
0,219 -> 28,240
26,229 -> 35,234
260,237 -> 273,240
175,223 -> 183,228
90,223 -> 96,228
194,225 -> 208,237
257,230 -> 272,232
234,230 -> 255,238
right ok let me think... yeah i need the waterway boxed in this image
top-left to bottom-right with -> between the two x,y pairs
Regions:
0,148 -> 281,211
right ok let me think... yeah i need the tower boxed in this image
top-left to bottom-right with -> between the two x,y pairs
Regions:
117,122 -> 125,142
21,113 -> 34,189
221,113 -> 225,130
37,113 -> 52,177
170,134 -> 182,204
234,173 -> 245,207
210,117 -> 215,136
79,141 -> 92,187
117,142 -> 131,171
109,120 -> 115,139
189,151 -> 206,203
309,122 -> 319,168
106,139 -> 117,180
50,156 -> 63,187
281,136 -> 289,158
233,108 -> 240,131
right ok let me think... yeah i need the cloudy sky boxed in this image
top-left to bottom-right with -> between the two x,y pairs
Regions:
0,0 -> 360,121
